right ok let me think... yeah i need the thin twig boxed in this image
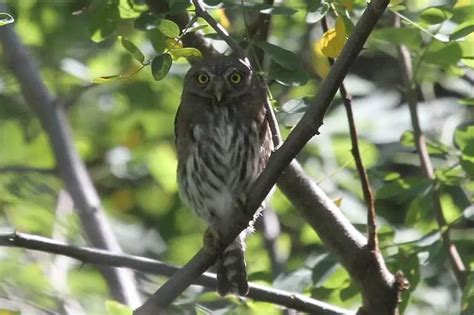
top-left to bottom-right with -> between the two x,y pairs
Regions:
135,0 -> 394,313
0,165 -> 57,175
0,232 -> 351,315
395,16 -> 467,288
192,0 -> 247,59
320,17 -> 377,251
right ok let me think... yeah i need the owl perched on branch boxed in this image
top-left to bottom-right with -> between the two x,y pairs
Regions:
175,56 -> 272,296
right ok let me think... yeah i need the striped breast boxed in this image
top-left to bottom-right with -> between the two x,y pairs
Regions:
177,106 -> 261,231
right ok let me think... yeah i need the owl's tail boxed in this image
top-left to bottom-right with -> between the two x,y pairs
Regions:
216,237 -> 249,296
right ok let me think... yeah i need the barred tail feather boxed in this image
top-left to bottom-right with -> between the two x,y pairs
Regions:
216,239 -> 249,296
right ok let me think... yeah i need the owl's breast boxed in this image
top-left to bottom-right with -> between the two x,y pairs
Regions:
177,107 -> 262,226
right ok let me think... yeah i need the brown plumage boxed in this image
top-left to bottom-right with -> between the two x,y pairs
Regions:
174,56 -> 272,296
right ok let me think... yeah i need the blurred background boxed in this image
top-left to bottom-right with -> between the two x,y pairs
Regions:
0,0 -> 473,314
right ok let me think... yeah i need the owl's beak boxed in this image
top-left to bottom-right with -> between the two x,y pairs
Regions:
213,80 -> 224,102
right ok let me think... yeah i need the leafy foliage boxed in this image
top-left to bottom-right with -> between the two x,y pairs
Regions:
0,0 -> 473,314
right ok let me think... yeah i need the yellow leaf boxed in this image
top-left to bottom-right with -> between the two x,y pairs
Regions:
333,197 -> 343,207
338,0 -> 354,10
217,9 -> 230,30
318,16 -> 347,58
312,41 -> 331,78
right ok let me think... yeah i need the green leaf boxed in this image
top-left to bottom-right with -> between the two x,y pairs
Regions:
156,18 -> 180,38
151,53 -> 172,81
0,12 -> 14,26
269,62 -> 309,87
254,40 -> 299,70
148,29 -> 167,53
459,98 -> 474,106
405,188 -> 433,226
450,21 -> 474,40
377,177 -> 432,202
169,47 -> 203,61
306,2 -> 330,23
105,300 -> 133,315
372,27 -> 422,49
89,2 -> 120,43
420,7 -> 453,24
436,166 -> 466,186
118,36 -> 145,64
460,142 -> 474,178
400,130 -> 449,155
91,75 -> 121,83
273,269 -> 312,293
454,124 -> 474,150
425,41 -> 463,67
461,275 -> 474,315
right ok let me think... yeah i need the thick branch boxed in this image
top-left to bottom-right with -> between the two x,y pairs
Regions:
395,17 -> 467,288
135,0 -> 397,314
0,232 -> 350,315
0,6 -> 140,306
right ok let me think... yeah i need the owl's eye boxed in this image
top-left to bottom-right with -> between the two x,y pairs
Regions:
229,72 -> 242,84
196,73 -> 209,84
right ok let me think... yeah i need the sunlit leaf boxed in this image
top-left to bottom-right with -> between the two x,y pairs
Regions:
0,12 -> 14,26
400,130 -> 449,155
460,143 -> 474,177
151,53 -> 172,81
89,1 -> 120,43
450,21 -> 474,40
435,166 -> 466,186
420,7 -> 453,24
372,27 -> 422,49
458,98 -> 474,105
156,18 -> 180,38
169,47 -> 203,61
377,177 -> 432,202
118,36 -> 145,64
454,123 -> 474,150
425,41 -> 463,66
91,75 -> 121,83
318,16 -> 347,58
105,300 -> 133,315
461,275 -> 474,314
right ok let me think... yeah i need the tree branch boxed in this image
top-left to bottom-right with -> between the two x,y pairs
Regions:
320,16 -> 378,252
192,0 -> 247,59
0,165 -> 57,175
0,231 -> 351,315
395,16 -> 467,289
0,5 -> 140,306
135,0 -> 403,314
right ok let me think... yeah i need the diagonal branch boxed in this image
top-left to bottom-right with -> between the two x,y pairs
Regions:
192,0 -> 247,59
395,16 -> 467,289
0,5 -> 140,306
0,232 -> 351,315
135,0 -> 400,314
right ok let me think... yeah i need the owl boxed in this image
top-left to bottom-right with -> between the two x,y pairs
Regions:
175,56 -> 272,296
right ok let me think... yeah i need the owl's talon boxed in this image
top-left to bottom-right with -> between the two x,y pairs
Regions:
203,227 -> 220,254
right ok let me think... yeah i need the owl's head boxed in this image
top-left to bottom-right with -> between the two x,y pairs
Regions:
183,56 -> 257,103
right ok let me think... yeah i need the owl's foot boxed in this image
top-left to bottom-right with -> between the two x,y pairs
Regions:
203,227 -> 221,254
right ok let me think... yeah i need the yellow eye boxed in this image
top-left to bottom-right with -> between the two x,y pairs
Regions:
229,72 -> 242,84
196,73 -> 209,84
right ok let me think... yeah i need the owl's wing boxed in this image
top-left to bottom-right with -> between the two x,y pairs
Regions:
258,104 -> 274,170
174,102 -> 192,164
